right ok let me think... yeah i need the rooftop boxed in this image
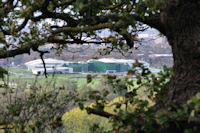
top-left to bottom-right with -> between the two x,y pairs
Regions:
25,58 -> 68,66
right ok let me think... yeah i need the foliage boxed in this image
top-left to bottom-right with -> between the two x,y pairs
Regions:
0,66 -> 8,79
0,76 -> 77,133
74,62 -> 200,133
62,104 -> 112,133
8,68 -> 33,75
0,0 -> 170,58
0,0 -> 199,132
0,0 -> 198,107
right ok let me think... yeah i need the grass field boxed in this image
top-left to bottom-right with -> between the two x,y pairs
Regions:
3,67 -> 136,89
7,68 -> 33,75
2,67 -> 102,88
5,75 -> 88,87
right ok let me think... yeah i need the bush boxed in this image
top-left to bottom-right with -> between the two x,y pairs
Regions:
0,76 -> 77,133
62,106 -> 111,133
77,63 -> 200,133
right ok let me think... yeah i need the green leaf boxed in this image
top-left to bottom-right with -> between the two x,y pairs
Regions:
79,102 -> 84,110
0,66 -> 8,79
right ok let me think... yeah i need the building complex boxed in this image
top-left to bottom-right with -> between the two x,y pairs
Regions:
25,58 -> 149,75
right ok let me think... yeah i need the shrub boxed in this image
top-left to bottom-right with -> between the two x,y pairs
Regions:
0,76 -> 77,133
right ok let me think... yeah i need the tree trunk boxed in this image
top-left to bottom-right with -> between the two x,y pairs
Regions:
162,2 -> 200,105
167,33 -> 200,105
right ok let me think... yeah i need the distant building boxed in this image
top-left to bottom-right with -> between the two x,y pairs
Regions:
25,58 -> 150,75
25,58 -> 72,74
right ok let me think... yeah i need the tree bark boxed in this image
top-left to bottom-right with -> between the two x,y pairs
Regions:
161,2 -> 200,105
167,33 -> 200,105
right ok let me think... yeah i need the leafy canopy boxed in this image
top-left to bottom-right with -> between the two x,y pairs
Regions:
0,0 -> 166,59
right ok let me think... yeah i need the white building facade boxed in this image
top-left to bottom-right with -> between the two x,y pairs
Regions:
25,58 -> 73,74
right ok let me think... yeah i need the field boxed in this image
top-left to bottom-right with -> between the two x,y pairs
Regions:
1,67 -> 143,90
2,67 -> 104,88
8,68 -> 33,75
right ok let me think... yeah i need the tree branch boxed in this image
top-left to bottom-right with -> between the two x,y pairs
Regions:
38,50 -> 49,78
15,17 -> 29,33
88,13 -> 165,36
86,107 -> 116,119
140,14 -> 166,35
0,42 -> 40,59
32,10 -> 78,27
47,38 -> 110,44
51,22 -> 112,34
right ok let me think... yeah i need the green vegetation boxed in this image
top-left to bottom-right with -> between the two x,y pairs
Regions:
62,106 -> 111,133
0,78 -> 77,133
75,64 -> 200,133
0,66 -> 140,133
0,64 -> 200,133
4,68 -> 102,87
0,0 -> 199,132
8,68 -> 33,75
5,75 -> 88,88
